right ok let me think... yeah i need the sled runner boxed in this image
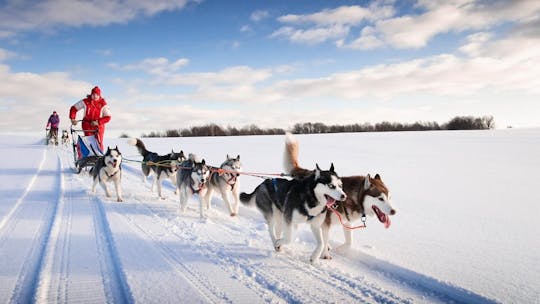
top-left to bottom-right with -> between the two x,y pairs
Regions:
70,125 -> 103,173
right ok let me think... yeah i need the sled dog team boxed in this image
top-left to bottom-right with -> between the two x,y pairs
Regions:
88,133 -> 396,263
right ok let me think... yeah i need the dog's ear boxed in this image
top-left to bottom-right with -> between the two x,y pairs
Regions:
236,155 -> 240,161
315,163 -> 321,179
364,174 -> 371,189
374,173 -> 381,180
329,163 -> 335,172
227,154 -> 230,160
201,159 -> 205,165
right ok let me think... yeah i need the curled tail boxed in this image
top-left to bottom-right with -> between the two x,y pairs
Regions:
240,191 -> 256,206
284,132 -> 313,179
127,138 -> 150,157
283,132 -> 300,174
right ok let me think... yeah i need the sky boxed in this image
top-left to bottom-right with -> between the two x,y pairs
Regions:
1,0 -> 539,137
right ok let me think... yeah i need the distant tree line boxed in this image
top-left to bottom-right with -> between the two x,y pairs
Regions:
131,115 -> 494,138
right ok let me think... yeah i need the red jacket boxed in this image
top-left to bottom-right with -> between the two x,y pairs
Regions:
69,96 -> 111,149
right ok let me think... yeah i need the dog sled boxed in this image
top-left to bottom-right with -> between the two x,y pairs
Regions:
70,124 -> 103,173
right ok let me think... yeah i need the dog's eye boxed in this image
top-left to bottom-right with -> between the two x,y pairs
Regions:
328,184 -> 335,189
378,197 -> 384,201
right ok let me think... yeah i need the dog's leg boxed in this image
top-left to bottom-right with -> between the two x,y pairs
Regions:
274,219 -> 293,252
204,188 -> 214,210
309,217 -> 326,264
265,214 -> 279,250
114,178 -> 123,202
320,223 -> 332,259
170,176 -> 178,195
219,188 -> 236,216
100,180 -> 111,198
231,182 -> 240,215
274,210 -> 283,239
198,189 -> 207,219
157,175 -> 165,199
178,188 -> 189,215
92,177 -> 98,194
151,174 -> 158,193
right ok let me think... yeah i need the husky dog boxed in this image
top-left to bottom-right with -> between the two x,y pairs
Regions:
240,164 -> 346,263
91,146 -> 123,202
283,132 -> 396,256
177,154 -> 211,219
128,138 -> 185,199
204,155 -> 242,216
61,130 -> 70,146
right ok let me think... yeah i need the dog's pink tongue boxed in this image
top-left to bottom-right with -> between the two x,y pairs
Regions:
384,216 -> 391,229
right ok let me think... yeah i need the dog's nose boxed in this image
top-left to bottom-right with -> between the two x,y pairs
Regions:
390,209 -> 396,215
340,193 -> 347,201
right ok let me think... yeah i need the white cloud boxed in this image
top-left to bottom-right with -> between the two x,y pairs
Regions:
344,0 -> 540,49
250,10 -> 269,22
271,24 -> 350,44
109,57 -> 190,76
0,0 -> 196,36
272,1 -> 540,50
165,65 -> 273,87
273,4 -> 394,45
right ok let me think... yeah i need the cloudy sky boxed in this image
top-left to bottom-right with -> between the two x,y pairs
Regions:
1,0 -> 539,137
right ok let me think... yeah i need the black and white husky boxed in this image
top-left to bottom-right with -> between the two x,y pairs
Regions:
61,130 -> 70,146
91,146 -> 123,202
128,138 -> 185,199
204,155 -> 242,216
240,164 -> 346,263
177,154 -> 211,219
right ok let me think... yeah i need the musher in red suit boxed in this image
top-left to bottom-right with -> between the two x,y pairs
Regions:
69,86 -> 111,151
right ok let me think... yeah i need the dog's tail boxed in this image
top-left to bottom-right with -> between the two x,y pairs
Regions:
127,138 -> 150,157
283,132 -> 300,174
239,191 -> 256,206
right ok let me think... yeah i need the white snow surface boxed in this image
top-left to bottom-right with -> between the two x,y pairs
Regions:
0,129 -> 538,303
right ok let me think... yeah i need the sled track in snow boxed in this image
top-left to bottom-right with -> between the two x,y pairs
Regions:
0,150 -> 61,303
33,148 -> 134,303
90,195 -> 134,303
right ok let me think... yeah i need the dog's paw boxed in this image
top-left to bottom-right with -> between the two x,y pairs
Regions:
117,198 -> 123,202
230,212 -> 237,217
321,253 -> 332,260
274,240 -> 283,252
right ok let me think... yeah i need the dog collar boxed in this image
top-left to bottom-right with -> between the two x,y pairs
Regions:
307,206 -> 327,221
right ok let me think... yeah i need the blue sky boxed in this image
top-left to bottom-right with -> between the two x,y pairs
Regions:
1,0 -> 539,137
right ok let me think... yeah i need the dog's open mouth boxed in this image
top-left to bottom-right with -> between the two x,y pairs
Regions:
324,194 -> 336,206
372,205 -> 391,229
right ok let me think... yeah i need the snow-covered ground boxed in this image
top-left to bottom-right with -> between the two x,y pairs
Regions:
0,129 -> 538,303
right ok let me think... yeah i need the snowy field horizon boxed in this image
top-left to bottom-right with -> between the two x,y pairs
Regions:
0,129 -> 538,303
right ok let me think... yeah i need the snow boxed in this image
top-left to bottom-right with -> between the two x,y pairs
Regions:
0,129 -> 539,303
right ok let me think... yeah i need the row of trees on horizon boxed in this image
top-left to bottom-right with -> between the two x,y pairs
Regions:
123,115 -> 495,138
